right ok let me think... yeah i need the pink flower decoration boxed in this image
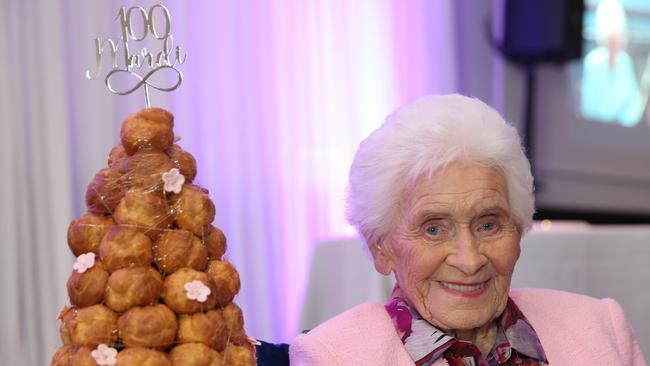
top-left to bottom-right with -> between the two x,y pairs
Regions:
91,344 -> 117,366
73,253 -> 96,274
162,168 -> 185,194
184,280 -> 211,302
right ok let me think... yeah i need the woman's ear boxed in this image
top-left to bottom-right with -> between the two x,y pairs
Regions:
369,240 -> 394,275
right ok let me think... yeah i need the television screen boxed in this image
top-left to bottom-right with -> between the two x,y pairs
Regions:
529,0 -> 650,219
579,0 -> 650,128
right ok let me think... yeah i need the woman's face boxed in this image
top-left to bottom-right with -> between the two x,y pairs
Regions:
374,163 -> 521,331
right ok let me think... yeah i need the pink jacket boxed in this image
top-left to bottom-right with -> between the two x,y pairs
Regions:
291,288 -> 646,365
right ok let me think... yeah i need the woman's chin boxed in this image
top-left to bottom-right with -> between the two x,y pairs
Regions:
429,310 -> 495,333
419,282 -> 505,331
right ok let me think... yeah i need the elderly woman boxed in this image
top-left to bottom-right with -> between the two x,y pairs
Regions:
290,95 -> 646,365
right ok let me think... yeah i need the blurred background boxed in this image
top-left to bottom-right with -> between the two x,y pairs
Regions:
1,0 -> 649,365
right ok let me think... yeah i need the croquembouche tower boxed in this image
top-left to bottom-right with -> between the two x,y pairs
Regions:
52,4 -> 257,365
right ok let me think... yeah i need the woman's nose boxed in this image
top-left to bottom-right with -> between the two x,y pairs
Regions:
445,229 -> 488,275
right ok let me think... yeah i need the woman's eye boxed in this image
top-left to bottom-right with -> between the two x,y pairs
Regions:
426,226 -> 442,236
479,222 -> 497,232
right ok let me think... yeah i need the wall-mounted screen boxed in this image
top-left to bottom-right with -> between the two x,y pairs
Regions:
530,0 -> 650,220
579,0 -> 650,128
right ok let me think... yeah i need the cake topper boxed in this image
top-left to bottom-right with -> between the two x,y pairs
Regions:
85,4 -> 186,108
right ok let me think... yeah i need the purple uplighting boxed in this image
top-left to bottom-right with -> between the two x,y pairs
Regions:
157,1 -> 453,342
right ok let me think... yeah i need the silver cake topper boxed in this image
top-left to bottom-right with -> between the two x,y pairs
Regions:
85,4 -> 186,108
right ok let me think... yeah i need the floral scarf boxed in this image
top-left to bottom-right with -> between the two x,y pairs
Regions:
385,286 -> 548,366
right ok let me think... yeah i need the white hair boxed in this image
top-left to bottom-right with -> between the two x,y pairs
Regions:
346,94 -> 535,245
595,0 -> 628,45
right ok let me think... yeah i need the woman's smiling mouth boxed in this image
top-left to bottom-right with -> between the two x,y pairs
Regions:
438,280 -> 490,297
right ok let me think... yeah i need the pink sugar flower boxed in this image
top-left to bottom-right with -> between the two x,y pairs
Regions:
91,344 -> 117,366
184,280 -> 211,302
73,253 -> 96,274
162,168 -> 185,194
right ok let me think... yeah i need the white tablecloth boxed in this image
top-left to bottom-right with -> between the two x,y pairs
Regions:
299,224 -> 650,358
